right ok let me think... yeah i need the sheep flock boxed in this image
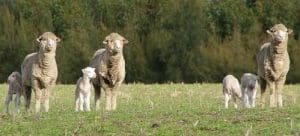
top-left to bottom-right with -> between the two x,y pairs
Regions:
2,24 -> 293,115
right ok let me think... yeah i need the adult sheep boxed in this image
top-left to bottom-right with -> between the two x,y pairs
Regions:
21,32 -> 61,113
90,33 -> 128,111
257,24 -> 293,108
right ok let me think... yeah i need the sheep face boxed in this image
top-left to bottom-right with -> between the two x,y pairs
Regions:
7,72 -> 21,84
103,33 -> 128,55
36,32 -> 61,53
267,24 -> 293,44
82,67 -> 96,79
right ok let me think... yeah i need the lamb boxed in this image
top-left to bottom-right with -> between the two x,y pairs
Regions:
90,32 -> 128,111
75,67 -> 96,111
5,71 -> 22,114
222,75 -> 242,109
21,32 -> 61,113
257,24 -> 293,108
241,73 -> 258,108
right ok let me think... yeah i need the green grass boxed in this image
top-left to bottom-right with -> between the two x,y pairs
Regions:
0,84 -> 300,135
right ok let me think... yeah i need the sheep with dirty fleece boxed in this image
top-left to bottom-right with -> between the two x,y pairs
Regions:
222,75 -> 242,109
21,32 -> 61,113
90,32 -> 128,111
241,73 -> 259,108
75,67 -> 96,111
257,24 -> 292,108
5,71 -> 22,114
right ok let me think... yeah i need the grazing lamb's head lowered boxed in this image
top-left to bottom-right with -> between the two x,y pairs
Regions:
82,67 -> 96,79
36,32 -> 61,53
8,71 -> 21,84
267,24 -> 293,44
103,33 -> 128,55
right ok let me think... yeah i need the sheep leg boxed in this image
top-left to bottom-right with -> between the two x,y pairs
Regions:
243,88 -> 250,108
233,96 -> 238,109
93,84 -> 101,111
75,93 -> 80,112
269,82 -> 277,107
251,89 -> 257,108
32,80 -> 42,113
23,86 -> 32,111
85,92 -> 91,111
276,79 -> 285,107
111,89 -> 119,110
14,92 -> 21,113
224,93 -> 230,109
105,89 -> 112,111
5,93 -> 13,114
79,93 -> 84,111
44,88 -> 51,112
259,78 -> 267,108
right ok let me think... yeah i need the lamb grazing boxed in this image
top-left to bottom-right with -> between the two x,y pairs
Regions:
90,32 -> 128,111
241,73 -> 259,108
222,75 -> 242,109
257,24 -> 293,108
21,32 -> 61,113
5,71 -> 22,114
75,67 -> 96,111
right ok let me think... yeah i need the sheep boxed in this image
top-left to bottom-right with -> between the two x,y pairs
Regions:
21,32 -> 61,113
75,67 -> 96,112
5,71 -> 22,114
257,24 -> 293,108
241,73 -> 258,108
222,75 -> 242,109
90,32 -> 128,111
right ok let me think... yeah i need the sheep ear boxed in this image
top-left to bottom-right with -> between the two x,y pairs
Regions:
103,36 -> 110,45
56,37 -> 61,42
287,29 -> 293,35
123,38 -> 129,45
266,30 -> 272,35
103,40 -> 108,45
81,69 -> 85,73
36,36 -> 42,43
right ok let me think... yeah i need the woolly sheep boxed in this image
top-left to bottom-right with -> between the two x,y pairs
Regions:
21,32 -> 61,113
257,24 -> 292,108
90,32 -> 128,111
241,73 -> 258,108
222,75 -> 242,109
5,71 -> 22,114
75,67 -> 96,112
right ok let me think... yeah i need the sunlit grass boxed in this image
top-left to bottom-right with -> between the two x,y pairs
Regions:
0,84 -> 299,135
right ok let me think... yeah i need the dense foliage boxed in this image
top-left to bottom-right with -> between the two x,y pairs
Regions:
0,0 -> 299,83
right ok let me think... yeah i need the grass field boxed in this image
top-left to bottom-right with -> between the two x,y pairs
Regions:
0,83 -> 299,135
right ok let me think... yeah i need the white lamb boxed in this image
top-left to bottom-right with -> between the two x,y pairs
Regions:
222,75 -> 242,109
5,71 -> 22,114
75,67 -> 96,111
241,73 -> 259,108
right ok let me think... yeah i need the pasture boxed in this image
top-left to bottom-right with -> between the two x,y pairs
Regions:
0,84 -> 299,135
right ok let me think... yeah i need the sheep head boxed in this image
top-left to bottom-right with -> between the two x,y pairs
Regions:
7,71 -> 21,84
267,24 -> 293,45
82,67 -> 96,79
36,32 -> 61,53
103,33 -> 128,55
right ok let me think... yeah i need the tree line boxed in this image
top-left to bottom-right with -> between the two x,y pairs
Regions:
0,0 -> 300,84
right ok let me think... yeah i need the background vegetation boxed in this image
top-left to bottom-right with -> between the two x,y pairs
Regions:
0,0 -> 300,84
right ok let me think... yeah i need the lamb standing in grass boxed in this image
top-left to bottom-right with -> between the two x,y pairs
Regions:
90,33 -> 128,111
75,67 -> 96,111
21,32 -> 61,113
222,75 -> 242,109
257,24 -> 292,108
5,71 -> 22,114
241,73 -> 258,108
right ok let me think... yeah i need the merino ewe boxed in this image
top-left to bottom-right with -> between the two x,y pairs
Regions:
257,24 -> 292,108
241,73 -> 258,108
222,75 -> 242,109
21,32 -> 61,113
90,32 -> 128,111
5,71 -> 22,114
75,67 -> 96,111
